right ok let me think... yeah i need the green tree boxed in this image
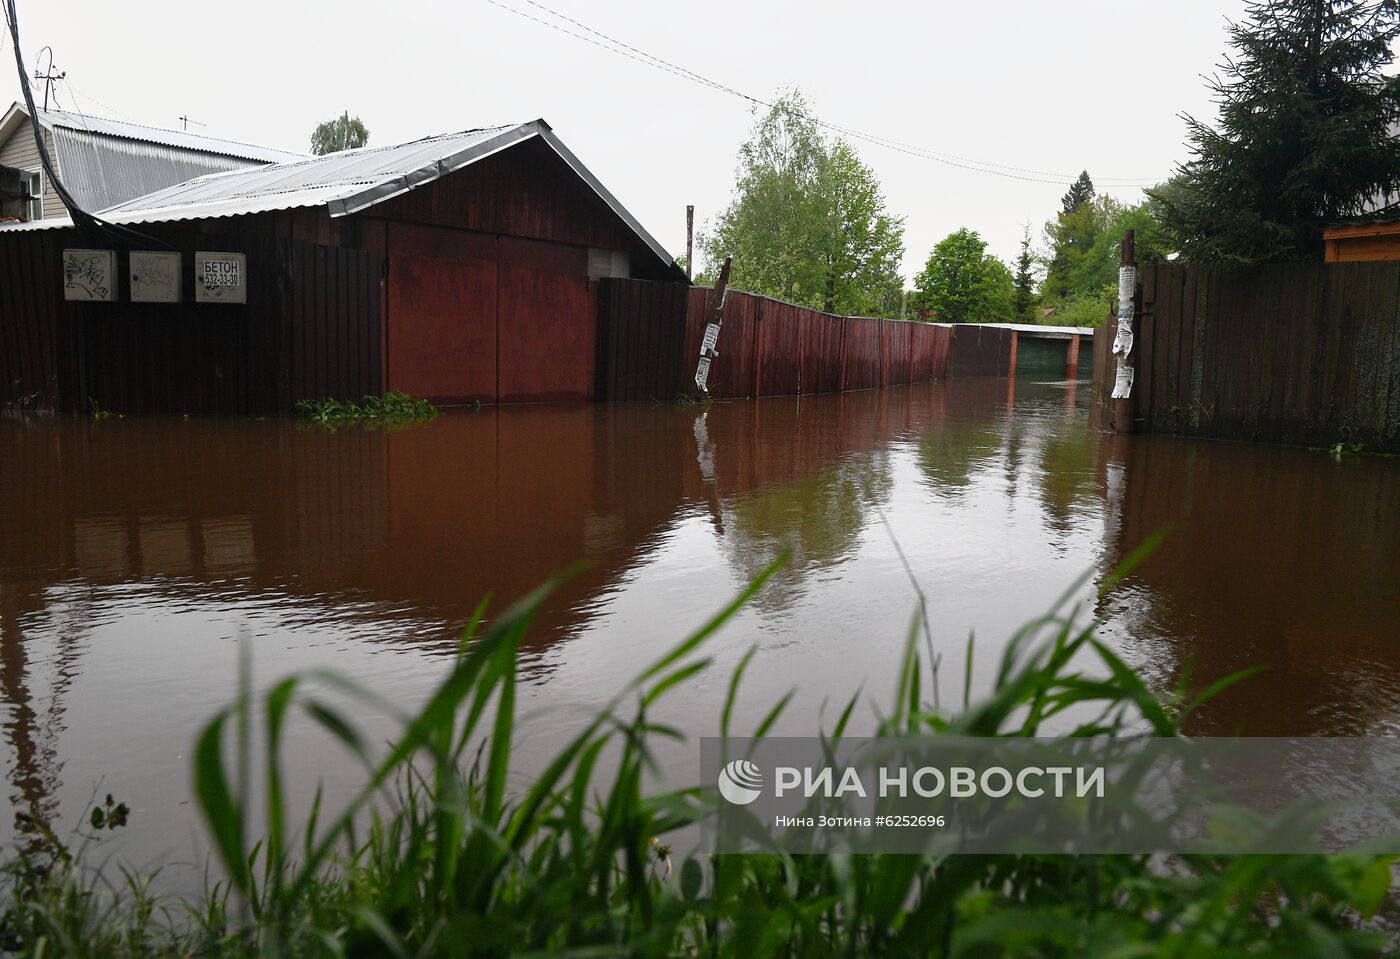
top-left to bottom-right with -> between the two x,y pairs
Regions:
1038,195 -> 1175,327
912,228 -> 1016,324
1061,170 -> 1095,215
1013,224 -> 1038,322
1043,172 -> 1098,300
310,111 -> 370,156
1151,0 -> 1400,263
703,91 -> 905,316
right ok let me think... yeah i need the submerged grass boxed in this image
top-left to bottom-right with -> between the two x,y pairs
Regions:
1,556 -> 1395,957
295,392 -> 438,427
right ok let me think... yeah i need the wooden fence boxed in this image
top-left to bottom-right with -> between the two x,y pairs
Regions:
596,280 -> 959,401
0,230 -> 382,415
1092,261 -> 1400,453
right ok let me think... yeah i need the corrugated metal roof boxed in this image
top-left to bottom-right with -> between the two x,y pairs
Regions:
37,109 -> 305,164
50,125 -> 286,214
3,119 -> 679,272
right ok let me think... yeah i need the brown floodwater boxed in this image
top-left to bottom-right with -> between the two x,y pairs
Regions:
1,377 -> 1397,872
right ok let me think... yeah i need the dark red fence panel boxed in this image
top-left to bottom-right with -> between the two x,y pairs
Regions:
841,317 -> 884,391
600,283 -> 1009,403
755,298 -> 801,396
885,319 -> 914,385
799,308 -> 843,394
708,291 -> 759,399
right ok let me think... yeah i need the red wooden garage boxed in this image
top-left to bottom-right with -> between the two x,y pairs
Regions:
0,120 -> 684,413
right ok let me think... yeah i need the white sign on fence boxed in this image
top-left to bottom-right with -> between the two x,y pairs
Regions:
701,322 -> 721,356
62,249 -> 117,302
194,251 -> 247,304
130,252 -> 182,303
695,355 -> 712,392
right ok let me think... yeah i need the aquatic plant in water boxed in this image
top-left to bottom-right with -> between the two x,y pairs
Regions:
294,391 -> 438,427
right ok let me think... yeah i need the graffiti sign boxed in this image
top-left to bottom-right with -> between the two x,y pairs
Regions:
62,249 -> 117,302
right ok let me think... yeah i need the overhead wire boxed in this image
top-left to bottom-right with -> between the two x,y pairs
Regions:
486,0 -> 1164,187
3,0 -> 169,248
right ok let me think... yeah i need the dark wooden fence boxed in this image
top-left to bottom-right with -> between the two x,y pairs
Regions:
948,324 -> 1016,377
596,280 -> 958,401
0,230 -> 382,415
594,277 -> 689,401
1092,261 -> 1400,453
0,230 -> 62,409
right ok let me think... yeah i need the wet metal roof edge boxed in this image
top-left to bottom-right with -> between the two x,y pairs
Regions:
327,122 -> 545,217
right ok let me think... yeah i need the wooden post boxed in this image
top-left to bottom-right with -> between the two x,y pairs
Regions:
1008,329 -> 1019,377
692,255 -> 730,394
685,205 -> 694,281
1111,230 -> 1136,432
1066,333 -> 1081,379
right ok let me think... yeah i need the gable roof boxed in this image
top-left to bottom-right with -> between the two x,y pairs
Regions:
0,102 -> 305,214
3,119 -> 679,272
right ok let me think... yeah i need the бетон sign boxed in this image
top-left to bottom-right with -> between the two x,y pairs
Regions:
195,251 -> 247,304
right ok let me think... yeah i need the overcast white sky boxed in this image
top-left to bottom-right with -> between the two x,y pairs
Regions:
4,0 -> 1250,278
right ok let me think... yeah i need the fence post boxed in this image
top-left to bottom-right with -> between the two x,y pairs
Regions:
1111,230 -> 1137,432
685,205 -> 694,281
1066,333 -> 1080,379
692,256 -> 730,395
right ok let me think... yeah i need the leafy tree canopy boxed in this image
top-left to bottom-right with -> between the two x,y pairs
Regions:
702,91 -> 905,316
912,228 -> 1015,324
1151,0 -> 1400,263
310,112 -> 370,156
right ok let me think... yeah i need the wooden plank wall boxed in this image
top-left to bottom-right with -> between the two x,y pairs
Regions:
596,277 -> 689,401
1095,261 -> 1400,453
289,242 -> 384,409
0,230 -> 62,409
947,324 -> 1015,377
0,231 -> 382,415
597,283 -> 962,401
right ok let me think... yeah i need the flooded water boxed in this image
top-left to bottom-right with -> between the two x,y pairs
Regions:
2,378 -> 1398,872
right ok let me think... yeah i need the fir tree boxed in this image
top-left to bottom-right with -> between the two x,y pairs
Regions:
1152,0 -> 1400,263
1061,171 -> 1095,215
1014,224 -> 1037,321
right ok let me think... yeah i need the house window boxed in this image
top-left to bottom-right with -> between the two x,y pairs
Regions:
24,170 -> 42,221
587,248 -> 630,279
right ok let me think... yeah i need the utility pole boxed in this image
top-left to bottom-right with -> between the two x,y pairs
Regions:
1110,230 -> 1137,432
685,205 -> 694,281
178,115 -> 206,132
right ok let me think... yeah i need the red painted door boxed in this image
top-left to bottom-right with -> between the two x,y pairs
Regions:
496,236 -> 595,403
387,242 -> 497,404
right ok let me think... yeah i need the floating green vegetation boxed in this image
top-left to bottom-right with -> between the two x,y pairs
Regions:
87,398 -> 121,422
294,391 -> 438,427
0,557 -> 1394,957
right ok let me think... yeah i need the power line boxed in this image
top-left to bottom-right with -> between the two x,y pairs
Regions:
485,0 -> 1163,187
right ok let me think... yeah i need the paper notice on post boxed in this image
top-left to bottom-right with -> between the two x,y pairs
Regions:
1112,324 -> 1134,356
1111,365 -> 1135,399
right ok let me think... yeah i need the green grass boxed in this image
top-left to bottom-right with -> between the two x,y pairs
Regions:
294,392 -> 438,427
1,555 -> 1395,957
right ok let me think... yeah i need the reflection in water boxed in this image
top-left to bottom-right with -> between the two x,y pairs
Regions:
1,377 -> 1397,866
1096,433 -> 1400,737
